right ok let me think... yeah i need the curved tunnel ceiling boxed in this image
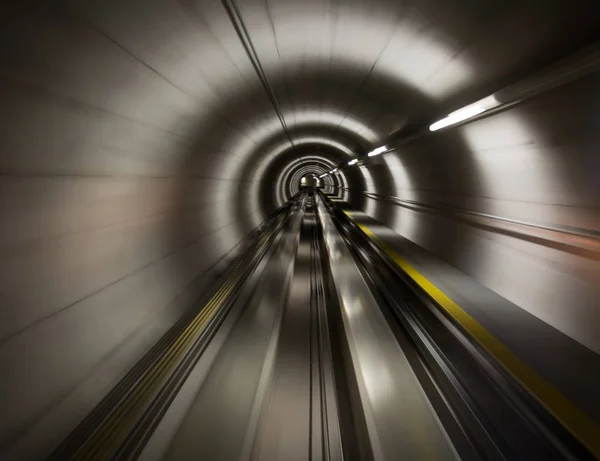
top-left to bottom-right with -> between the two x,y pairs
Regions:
1,0 -> 600,457
4,0 -> 597,212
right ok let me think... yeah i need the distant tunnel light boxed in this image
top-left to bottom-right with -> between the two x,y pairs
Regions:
348,159 -> 358,165
367,146 -> 387,157
429,104 -> 487,131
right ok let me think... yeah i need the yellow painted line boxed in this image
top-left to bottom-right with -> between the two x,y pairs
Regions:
75,223 -> 282,457
342,208 -> 600,459
81,282 -> 235,459
77,231 -> 283,458
75,267 -> 245,460
84,229 -> 282,456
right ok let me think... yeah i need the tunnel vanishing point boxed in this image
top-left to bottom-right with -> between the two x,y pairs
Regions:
1,1 -> 600,460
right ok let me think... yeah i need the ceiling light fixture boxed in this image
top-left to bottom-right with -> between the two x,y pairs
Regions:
348,159 -> 358,165
367,146 -> 387,157
429,104 -> 487,131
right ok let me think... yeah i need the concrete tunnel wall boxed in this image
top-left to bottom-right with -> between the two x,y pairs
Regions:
354,73 -> 600,356
0,0 -> 598,458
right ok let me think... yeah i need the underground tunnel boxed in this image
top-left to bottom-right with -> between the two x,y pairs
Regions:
1,0 -> 600,459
